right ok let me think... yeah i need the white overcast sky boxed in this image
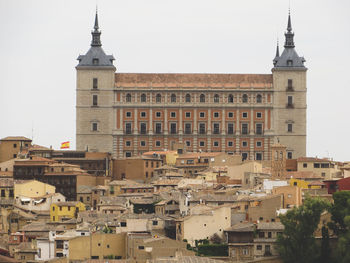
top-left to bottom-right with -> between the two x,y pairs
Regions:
0,0 -> 349,161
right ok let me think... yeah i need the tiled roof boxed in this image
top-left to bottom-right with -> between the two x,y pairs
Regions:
53,201 -> 82,207
150,256 -> 224,263
285,171 -> 322,179
77,185 -> 93,194
109,179 -> 136,186
115,73 -> 273,88
177,152 -> 222,159
297,157 -> 333,163
256,222 -> 284,230
224,222 -> 254,232
143,151 -> 177,155
0,136 -> 31,141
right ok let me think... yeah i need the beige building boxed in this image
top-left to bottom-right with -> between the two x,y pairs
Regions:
0,136 -> 32,163
14,179 -> 55,198
76,12 -> 307,161
176,205 -> 232,246
297,157 -> 341,180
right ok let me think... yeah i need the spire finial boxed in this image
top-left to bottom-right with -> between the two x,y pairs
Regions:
276,38 -> 280,57
287,9 -> 292,32
91,9 -> 102,47
284,10 -> 295,48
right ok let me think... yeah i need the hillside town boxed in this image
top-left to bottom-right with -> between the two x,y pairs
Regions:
0,136 -> 349,263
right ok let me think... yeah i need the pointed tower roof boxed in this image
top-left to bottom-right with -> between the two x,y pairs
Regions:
76,11 -> 115,70
272,11 -> 306,70
273,40 -> 280,66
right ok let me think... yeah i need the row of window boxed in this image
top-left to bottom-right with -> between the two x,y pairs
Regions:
125,111 -> 263,119
125,93 -> 264,104
123,122 -> 264,135
125,139 -> 264,148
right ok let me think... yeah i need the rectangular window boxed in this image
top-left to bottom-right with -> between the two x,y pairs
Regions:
93,78 -> 98,89
199,123 -> 206,134
170,112 -> 176,118
125,152 -> 132,157
9,189 -> 14,197
288,79 -> 293,89
256,123 -> 263,135
199,141 -> 205,147
199,112 -> 205,118
242,141 -> 248,147
170,123 -> 177,134
185,112 -> 191,118
214,112 -> 219,118
314,163 -> 320,168
126,111 -> 131,117
256,141 -> 262,147
227,123 -> 234,134
92,123 -> 98,131
256,112 -> 262,118
242,112 -> 248,118
287,123 -> 293,132
228,112 -> 234,118
1,190 -> 5,197
140,112 -> 146,118
13,143 -> 17,148
185,123 -> 192,134
241,123 -> 249,135
288,96 -> 293,105
140,141 -> 146,147
125,123 -> 132,134
242,152 -> 248,160
156,111 -> 161,117
185,141 -> 191,147
287,152 -> 293,159
228,141 -> 233,147
155,141 -> 161,147
140,123 -> 147,134
92,95 -> 98,106
213,123 -> 220,134
257,245 -> 262,250
256,153 -> 262,160
155,123 -> 162,134
213,141 -> 219,147
120,222 -> 127,227
125,141 -> 131,147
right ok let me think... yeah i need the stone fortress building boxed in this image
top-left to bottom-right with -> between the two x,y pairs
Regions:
76,11 -> 307,160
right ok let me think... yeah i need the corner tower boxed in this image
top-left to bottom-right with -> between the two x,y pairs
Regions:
272,12 -> 307,159
76,11 -> 116,152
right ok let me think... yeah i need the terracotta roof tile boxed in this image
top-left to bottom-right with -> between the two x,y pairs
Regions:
0,136 -> 32,141
115,73 -> 273,88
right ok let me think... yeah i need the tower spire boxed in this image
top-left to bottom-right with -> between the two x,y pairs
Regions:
91,9 -> 102,47
284,10 -> 295,48
273,39 -> 280,66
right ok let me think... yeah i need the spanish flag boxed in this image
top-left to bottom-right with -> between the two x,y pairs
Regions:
60,141 -> 70,149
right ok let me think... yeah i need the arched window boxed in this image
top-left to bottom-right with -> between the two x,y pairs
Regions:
200,94 -> 205,103
256,94 -> 262,103
242,94 -> 248,103
185,94 -> 191,103
141,94 -> 147,103
171,94 -> 176,103
228,94 -> 234,103
156,94 -> 161,103
126,93 -> 131,103
214,94 -> 220,103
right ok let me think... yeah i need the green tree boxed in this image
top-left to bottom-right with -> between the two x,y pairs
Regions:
319,226 -> 332,263
277,197 -> 330,263
329,191 -> 350,263
328,191 -> 350,235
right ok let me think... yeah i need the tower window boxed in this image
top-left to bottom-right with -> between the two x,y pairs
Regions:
287,123 -> 293,132
92,58 -> 99,65
92,123 -> 98,131
288,79 -> 293,90
214,94 -> 220,103
242,94 -> 248,103
287,60 -> 293,66
92,95 -> 98,106
228,94 -> 234,103
256,94 -> 262,103
171,94 -> 177,103
200,94 -> 205,103
93,78 -> 98,89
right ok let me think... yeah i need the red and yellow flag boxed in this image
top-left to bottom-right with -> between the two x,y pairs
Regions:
60,141 -> 70,149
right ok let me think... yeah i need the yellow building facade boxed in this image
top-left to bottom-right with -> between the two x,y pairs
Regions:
50,201 -> 86,222
14,180 -> 55,198
289,178 -> 321,189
